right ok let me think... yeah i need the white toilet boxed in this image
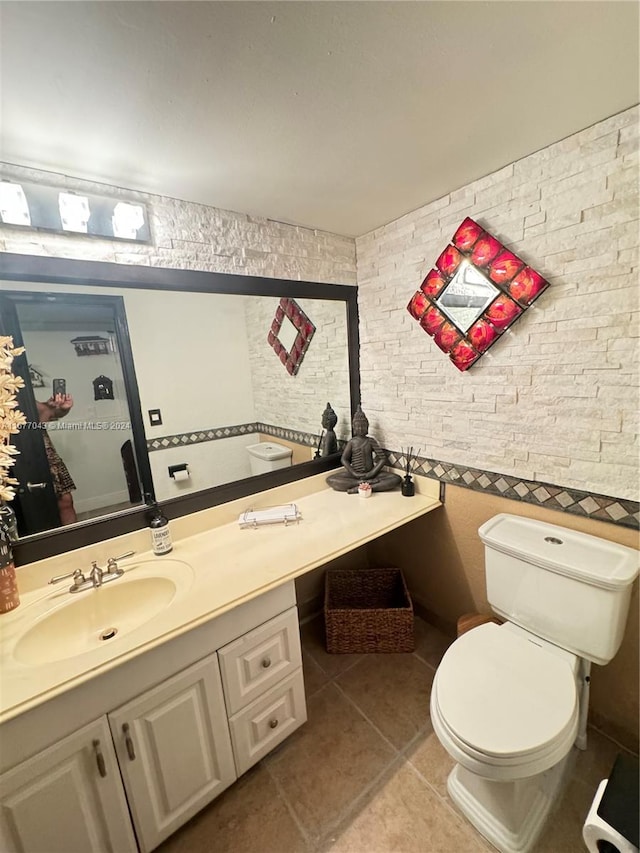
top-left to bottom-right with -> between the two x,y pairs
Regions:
430,513 -> 638,853
246,442 -> 292,476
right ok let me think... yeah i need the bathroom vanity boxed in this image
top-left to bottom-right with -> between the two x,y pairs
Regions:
0,473 -> 441,852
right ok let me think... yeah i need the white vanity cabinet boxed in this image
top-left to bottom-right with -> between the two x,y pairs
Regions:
108,653 -> 236,852
0,717 -> 137,853
0,583 -> 306,853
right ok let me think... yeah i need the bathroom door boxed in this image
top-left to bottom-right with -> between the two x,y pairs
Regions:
0,297 -> 60,535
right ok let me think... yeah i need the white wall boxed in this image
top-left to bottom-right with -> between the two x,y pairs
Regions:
123,290 -> 256,435
149,434 -> 258,503
355,106 -> 639,501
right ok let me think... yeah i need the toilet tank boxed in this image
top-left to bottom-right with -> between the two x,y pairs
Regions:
478,514 -> 639,665
246,442 -> 292,476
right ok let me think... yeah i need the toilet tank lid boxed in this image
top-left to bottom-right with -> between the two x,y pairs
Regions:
246,443 -> 292,461
478,514 -> 639,591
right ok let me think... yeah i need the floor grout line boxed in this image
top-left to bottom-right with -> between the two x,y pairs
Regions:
260,758 -> 314,850
331,680 -> 403,756
403,757 -> 499,852
312,754 -> 408,852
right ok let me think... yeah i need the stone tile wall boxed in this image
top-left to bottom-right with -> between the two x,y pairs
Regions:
355,106 -> 639,506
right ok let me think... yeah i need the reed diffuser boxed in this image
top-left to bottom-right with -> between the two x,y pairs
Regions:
401,446 -> 419,497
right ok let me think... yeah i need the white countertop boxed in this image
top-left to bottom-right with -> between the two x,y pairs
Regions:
0,473 -> 441,723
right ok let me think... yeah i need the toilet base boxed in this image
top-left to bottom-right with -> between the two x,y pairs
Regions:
447,753 -> 572,853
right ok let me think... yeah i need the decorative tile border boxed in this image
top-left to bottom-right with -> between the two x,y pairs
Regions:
387,450 -> 639,530
147,422 -> 259,451
146,422 -> 326,453
147,427 -> 637,529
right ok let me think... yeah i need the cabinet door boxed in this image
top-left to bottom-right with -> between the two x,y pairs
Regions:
218,606 -> 302,715
109,652 -> 236,852
0,717 -> 136,853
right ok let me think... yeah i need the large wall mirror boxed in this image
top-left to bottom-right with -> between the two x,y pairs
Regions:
0,253 -> 360,563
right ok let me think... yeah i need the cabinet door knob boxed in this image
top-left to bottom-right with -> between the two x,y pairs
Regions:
92,739 -> 107,778
122,723 -> 136,760
261,657 -> 272,668
269,718 -> 279,729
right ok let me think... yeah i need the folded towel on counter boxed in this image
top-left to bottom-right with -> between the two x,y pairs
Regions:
238,503 -> 302,529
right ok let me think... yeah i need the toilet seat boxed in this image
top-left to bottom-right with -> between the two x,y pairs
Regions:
431,623 -> 579,778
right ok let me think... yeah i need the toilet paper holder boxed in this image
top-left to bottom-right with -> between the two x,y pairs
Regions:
168,463 -> 190,480
583,752 -> 639,853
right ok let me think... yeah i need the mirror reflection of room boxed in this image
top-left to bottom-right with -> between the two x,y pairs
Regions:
0,282 -> 353,539
129,290 -> 351,501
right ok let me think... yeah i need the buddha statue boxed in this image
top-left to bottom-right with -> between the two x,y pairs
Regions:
326,406 -> 401,494
320,403 -> 338,457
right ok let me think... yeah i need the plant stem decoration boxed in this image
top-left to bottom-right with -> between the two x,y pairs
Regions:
402,446 -> 420,477
401,447 -> 420,497
0,336 -> 26,502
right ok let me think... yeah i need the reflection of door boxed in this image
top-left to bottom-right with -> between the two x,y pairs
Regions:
0,291 -> 153,538
0,297 -> 59,535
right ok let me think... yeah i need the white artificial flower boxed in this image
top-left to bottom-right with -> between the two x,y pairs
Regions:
0,336 -> 25,509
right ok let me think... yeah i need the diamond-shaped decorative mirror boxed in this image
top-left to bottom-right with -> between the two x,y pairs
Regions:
407,218 -> 549,371
267,297 -> 316,376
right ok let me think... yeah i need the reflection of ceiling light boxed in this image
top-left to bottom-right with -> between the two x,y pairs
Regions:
112,202 -> 145,239
0,182 -> 31,226
58,192 -> 91,232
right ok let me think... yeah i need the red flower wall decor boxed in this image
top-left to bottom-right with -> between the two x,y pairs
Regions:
267,297 -> 316,376
407,217 -> 549,371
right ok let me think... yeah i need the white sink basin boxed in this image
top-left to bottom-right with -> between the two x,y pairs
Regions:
14,560 -> 193,666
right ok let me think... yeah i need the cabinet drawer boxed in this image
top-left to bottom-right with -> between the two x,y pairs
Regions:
218,606 -> 302,715
228,669 -> 306,776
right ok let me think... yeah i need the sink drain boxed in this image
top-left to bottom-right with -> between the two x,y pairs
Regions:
99,627 -> 118,641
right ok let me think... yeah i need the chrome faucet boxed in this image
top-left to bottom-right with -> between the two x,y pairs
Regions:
49,551 -> 135,594
90,561 -> 104,588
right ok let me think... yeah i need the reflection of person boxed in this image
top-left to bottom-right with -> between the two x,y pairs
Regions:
36,394 -> 77,525
320,403 -> 338,457
326,406 -> 401,493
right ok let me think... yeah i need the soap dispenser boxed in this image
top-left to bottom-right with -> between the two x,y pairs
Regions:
145,493 -> 173,555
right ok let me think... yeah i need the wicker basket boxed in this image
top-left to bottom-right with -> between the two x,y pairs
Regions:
324,568 -> 415,654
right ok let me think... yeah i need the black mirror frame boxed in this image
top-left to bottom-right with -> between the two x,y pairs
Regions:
0,252 -> 360,565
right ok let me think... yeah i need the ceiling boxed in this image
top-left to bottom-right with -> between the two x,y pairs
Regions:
1,2 -> 638,237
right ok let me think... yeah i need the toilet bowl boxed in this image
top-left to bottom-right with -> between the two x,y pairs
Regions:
430,622 -> 580,852
432,623 -> 579,778
429,514 -> 639,853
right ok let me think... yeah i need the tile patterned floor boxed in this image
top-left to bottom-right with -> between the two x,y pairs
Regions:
158,615 -> 634,853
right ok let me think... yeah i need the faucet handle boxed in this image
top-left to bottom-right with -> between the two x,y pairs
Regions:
113,550 -> 135,562
49,568 -> 86,586
106,551 -> 134,573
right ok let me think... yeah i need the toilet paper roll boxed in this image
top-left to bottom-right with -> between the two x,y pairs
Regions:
172,468 -> 190,482
583,779 -> 638,853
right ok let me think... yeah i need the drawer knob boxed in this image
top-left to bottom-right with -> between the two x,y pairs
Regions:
261,657 -> 272,669
269,718 -> 279,729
